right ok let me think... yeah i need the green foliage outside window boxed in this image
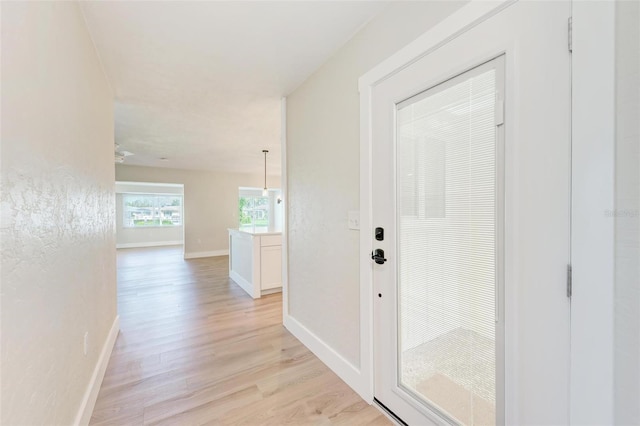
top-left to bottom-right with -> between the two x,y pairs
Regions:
239,197 -> 252,225
239,195 -> 269,229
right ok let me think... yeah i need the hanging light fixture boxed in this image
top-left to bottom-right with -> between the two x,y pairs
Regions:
262,149 -> 269,196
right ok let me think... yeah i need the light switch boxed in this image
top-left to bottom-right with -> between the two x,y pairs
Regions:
348,211 -> 360,230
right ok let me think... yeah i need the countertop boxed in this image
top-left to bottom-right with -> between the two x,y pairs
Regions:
228,228 -> 282,236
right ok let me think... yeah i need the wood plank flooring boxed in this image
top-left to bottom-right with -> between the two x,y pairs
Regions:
90,246 -> 389,425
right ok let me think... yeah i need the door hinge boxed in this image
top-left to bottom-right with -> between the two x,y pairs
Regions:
566,264 -> 572,298
568,17 -> 573,53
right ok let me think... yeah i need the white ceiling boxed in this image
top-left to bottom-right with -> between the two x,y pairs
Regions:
80,1 -> 389,175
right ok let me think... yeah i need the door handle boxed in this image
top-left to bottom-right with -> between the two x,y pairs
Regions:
371,248 -> 387,265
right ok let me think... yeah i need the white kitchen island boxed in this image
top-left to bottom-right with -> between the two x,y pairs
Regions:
228,228 -> 282,299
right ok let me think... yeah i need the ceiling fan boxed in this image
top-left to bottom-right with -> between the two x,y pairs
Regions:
114,143 -> 134,163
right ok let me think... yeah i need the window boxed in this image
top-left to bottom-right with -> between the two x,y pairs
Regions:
237,187 -> 283,231
239,195 -> 269,230
123,194 -> 182,227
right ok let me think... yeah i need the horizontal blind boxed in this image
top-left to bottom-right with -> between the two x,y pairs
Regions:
396,67 -> 497,425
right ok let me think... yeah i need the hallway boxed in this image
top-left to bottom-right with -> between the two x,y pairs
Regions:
90,247 -> 388,425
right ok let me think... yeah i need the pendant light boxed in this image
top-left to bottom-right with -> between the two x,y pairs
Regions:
262,149 -> 269,196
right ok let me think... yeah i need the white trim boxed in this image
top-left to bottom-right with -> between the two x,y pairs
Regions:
570,2 -> 616,424
358,0 -> 513,408
283,315 -> 368,401
117,191 -> 183,196
358,0 -> 514,91
115,181 -> 184,188
229,269 -> 259,299
281,97 -> 289,321
183,249 -> 229,259
359,84 -> 374,403
74,315 -> 120,426
114,181 -> 184,195
116,241 -> 183,249
261,287 -> 282,296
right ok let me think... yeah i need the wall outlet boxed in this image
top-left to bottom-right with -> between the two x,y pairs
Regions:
83,332 -> 88,356
348,211 -> 360,230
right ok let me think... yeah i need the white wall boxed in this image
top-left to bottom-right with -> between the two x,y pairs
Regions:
115,165 -> 280,257
115,182 -> 184,248
271,192 -> 284,232
614,0 -> 640,423
286,1 -> 466,368
1,2 -> 117,425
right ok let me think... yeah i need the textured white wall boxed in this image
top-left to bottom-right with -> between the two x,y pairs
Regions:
1,2 -> 116,425
115,165 -> 280,256
614,0 -> 640,423
286,1 -> 467,366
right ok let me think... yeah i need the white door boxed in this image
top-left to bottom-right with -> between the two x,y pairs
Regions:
371,2 -> 571,425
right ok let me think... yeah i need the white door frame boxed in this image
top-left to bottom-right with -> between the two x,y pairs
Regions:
570,2 -> 615,424
358,0 -> 616,423
281,97 -> 290,323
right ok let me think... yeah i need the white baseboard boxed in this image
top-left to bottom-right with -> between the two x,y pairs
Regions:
229,269 -> 258,298
74,315 -> 120,426
184,249 -> 229,259
116,241 -> 182,249
283,314 -> 369,402
261,287 -> 282,296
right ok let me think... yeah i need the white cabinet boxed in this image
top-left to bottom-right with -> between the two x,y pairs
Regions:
261,245 -> 282,290
228,229 -> 282,299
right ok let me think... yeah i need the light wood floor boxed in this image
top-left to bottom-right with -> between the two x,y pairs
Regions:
90,246 -> 389,425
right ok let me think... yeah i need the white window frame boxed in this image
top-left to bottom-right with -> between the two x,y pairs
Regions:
122,193 -> 183,228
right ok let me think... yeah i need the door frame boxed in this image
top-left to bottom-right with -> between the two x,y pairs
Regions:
570,2 -> 615,424
359,0 -> 616,424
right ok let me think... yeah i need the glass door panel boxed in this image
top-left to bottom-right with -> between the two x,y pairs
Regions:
396,66 -> 498,425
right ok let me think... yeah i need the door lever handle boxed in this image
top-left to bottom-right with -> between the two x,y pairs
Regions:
371,249 -> 387,265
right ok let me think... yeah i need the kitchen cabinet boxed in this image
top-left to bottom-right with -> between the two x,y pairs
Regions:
228,228 -> 282,299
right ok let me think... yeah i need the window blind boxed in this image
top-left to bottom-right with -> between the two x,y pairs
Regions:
396,67 -> 498,425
